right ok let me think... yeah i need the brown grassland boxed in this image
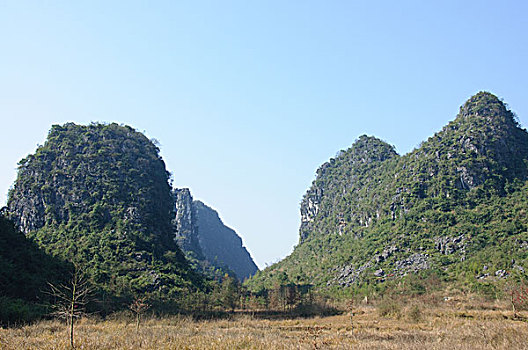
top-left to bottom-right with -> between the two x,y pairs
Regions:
1,298 -> 527,349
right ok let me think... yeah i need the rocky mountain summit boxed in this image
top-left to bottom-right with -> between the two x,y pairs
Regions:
172,188 -> 258,281
247,92 -> 528,291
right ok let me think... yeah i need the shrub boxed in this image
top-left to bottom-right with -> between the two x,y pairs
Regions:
377,299 -> 401,318
0,296 -> 47,325
406,305 -> 422,322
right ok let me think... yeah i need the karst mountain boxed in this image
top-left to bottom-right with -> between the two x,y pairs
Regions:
247,92 -> 528,291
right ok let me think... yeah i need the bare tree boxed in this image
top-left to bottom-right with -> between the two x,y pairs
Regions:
128,296 -> 150,332
346,298 -> 354,330
505,280 -> 528,318
47,265 -> 92,348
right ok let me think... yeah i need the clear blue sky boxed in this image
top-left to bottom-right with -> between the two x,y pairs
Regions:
1,1 -> 527,268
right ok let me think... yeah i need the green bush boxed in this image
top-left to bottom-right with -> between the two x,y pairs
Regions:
406,304 -> 422,322
0,296 -> 48,325
377,299 -> 401,318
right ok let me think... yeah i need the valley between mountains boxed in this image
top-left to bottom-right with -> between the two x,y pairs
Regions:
1,92 -> 528,349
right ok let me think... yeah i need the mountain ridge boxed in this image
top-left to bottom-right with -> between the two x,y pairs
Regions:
247,92 -> 528,292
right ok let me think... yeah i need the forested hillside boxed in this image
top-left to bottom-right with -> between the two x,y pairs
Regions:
0,211 -> 70,323
7,123 -> 202,302
247,92 -> 528,294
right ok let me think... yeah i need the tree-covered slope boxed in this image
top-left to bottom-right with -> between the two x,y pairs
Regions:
7,123 -> 202,299
0,211 -> 70,323
247,92 -> 528,291
172,188 -> 258,281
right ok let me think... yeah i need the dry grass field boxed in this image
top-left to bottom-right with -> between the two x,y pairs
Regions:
1,300 -> 527,349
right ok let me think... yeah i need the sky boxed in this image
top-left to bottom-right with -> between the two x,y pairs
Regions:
1,1 -> 527,268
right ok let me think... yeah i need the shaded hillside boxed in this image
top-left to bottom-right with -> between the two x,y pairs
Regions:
173,189 -> 258,280
247,92 -> 528,291
7,123 -> 202,299
194,200 -> 258,280
0,210 -> 70,323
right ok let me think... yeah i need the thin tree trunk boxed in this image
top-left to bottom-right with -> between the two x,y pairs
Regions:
70,314 -> 74,348
70,275 -> 76,348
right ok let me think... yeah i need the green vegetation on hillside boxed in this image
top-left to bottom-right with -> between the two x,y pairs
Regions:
7,123 -> 202,304
0,211 -> 70,324
247,92 -> 528,296
4,92 -> 528,325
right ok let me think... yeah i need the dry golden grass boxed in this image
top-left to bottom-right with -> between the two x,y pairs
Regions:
1,303 -> 527,349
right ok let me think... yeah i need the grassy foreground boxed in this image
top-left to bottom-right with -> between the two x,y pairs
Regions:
1,302 -> 527,349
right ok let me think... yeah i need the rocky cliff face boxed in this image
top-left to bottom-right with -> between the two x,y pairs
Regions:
299,135 -> 398,243
299,92 -> 528,245
172,188 -> 203,260
247,92 -> 528,290
193,200 -> 259,280
173,189 -> 259,280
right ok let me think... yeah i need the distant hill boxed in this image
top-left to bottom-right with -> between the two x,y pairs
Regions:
247,92 -> 528,292
7,123 -> 202,299
173,188 -> 258,281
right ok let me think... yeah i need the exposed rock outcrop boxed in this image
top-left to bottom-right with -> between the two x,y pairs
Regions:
173,189 -> 259,280
172,188 -> 203,260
